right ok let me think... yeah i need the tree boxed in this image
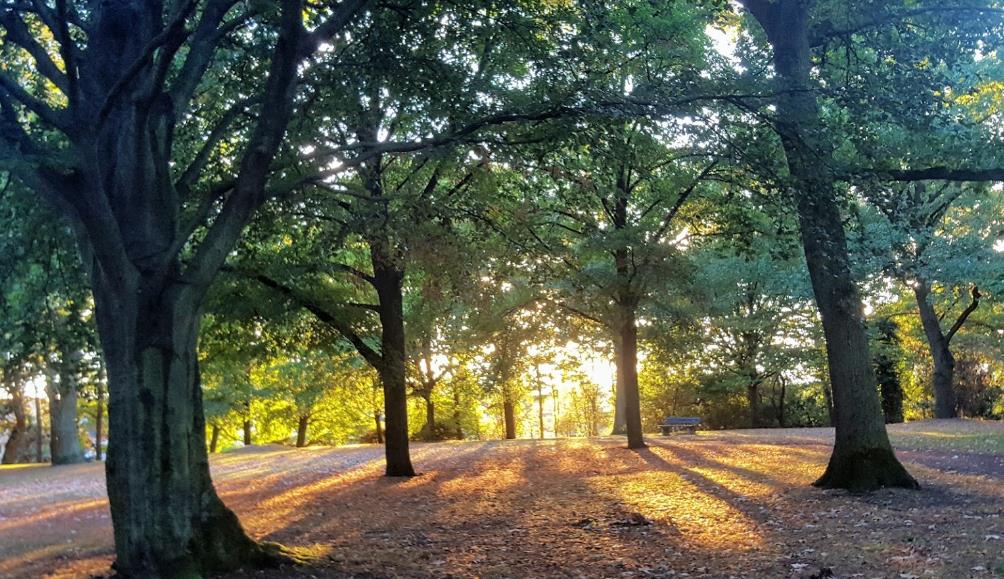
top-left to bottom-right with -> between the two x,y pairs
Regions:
738,0 -> 918,490
0,1 -> 370,574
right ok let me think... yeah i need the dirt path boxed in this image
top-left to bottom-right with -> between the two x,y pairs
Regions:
1,423 -> 1001,578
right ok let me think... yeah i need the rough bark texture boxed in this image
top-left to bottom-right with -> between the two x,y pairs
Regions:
743,0 -> 916,491
94,282 -> 274,577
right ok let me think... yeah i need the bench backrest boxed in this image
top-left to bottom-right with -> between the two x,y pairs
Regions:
662,416 -> 701,425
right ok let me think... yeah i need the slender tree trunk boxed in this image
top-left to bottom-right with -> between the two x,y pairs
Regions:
48,350 -> 85,465
617,302 -> 645,449
747,382 -> 760,428
296,416 -> 309,448
96,376 -> 105,461
777,379 -> 787,428
536,368 -> 546,439
2,387 -> 27,464
243,419 -> 253,446
372,251 -> 415,476
743,0 -> 915,490
34,394 -> 43,463
374,411 -> 384,444
611,338 -> 627,435
210,424 -> 221,454
453,387 -> 463,440
92,279 -> 270,576
503,397 -> 516,440
419,392 -> 436,440
913,283 -> 957,418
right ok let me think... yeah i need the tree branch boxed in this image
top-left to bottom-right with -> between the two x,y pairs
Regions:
945,286 -> 981,344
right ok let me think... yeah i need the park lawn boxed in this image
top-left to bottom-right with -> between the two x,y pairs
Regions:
0,419 -> 1000,579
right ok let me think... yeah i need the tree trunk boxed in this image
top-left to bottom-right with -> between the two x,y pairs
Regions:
374,411 -> 384,444
611,337 -> 627,435
96,376 -> 105,461
243,419 -> 253,446
747,382 -> 760,428
2,388 -> 27,464
296,416 -> 309,448
503,397 -> 517,440
210,424 -> 221,454
537,370 -> 546,439
419,392 -> 435,440
777,379 -> 787,428
34,394 -> 43,463
743,0 -> 916,490
92,279 -> 271,576
48,350 -> 85,465
372,249 -> 415,477
453,387 -> 463,440
914,283 -> 957,418
618,302 -> 645,449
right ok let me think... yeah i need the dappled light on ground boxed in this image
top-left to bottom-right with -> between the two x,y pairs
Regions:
1,423 -> 1002,578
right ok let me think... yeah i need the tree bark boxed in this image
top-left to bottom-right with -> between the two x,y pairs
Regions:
96,376 -> 105,461
372,247 -> 415,476
617,301 -> 645,449
243,418 -> 253,447
503,397 -> 517,440
34,394 -> 43,463
2,387 -> 27,464
747,382 -> 760,428
913,282 -> 957,418
47,349 -> 85,465
610,327 -> 627,435
210,424 -> 221,454
374,411 -> 384,444
296,415 -> 309,448
742,0 -> 916,490
453,387 -> 463,440
93,280 -> 271,576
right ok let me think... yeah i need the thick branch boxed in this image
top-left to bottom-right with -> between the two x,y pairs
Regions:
244,269 -> 384,369
945,286 -> 981,344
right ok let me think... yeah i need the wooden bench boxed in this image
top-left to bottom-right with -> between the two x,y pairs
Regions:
659,416 -> 701,435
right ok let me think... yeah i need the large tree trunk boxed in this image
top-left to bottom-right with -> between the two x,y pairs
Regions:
296,415 -> 309,448
502,397 -> 517,440
743,0 -> 916,490
913,283 -> 957,418
47,349 -> 85,465
372,248 -> 415,476
2,387 -> 28,464
93,279 -> 271,576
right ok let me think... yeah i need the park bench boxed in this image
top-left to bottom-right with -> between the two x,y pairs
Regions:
660,416 -> 701,435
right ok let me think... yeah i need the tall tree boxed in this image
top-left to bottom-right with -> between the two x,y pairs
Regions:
0,1 -> 370,574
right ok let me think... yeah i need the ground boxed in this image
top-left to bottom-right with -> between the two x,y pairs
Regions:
1,420 -> 1002,579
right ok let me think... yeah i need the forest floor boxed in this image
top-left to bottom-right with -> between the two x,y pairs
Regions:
1,419 -> 1002,579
